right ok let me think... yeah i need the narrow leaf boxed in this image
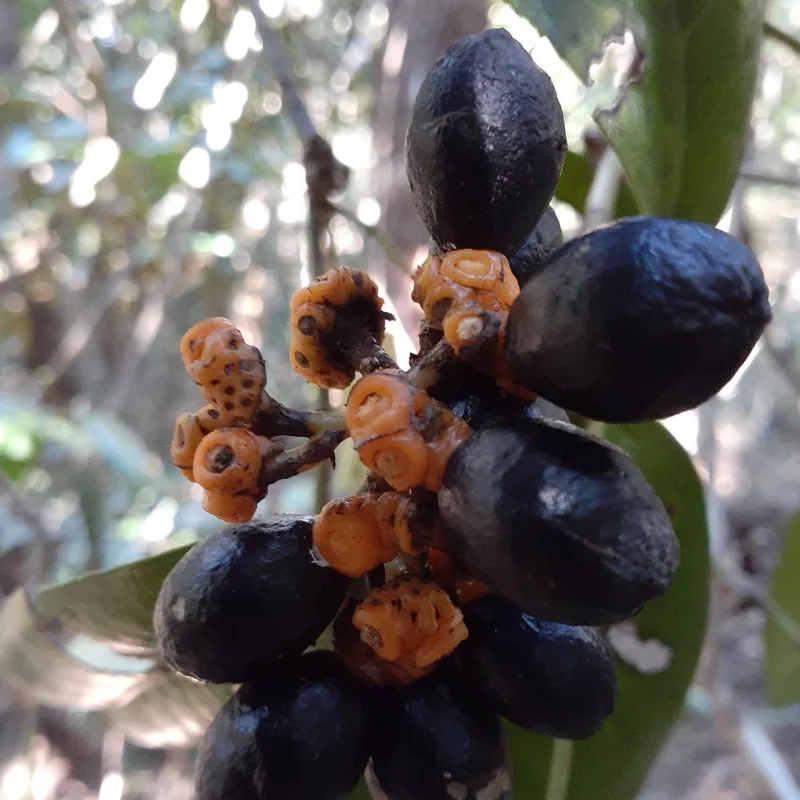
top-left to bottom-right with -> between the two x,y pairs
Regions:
0,590 -> 150,710
112,670 -> 235,749
36,544 -> 192,655
510,0 -> 766,223
765,514 -> 800,707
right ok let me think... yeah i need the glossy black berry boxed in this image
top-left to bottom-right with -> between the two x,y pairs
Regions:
154,516 -> 349,683
406,29 -> 567,255
195,651 -> 373,800
370,670 -> 510,800
455,595 -> 617,739
505,217 -> 771,422
438,419 -> 679,625
508,206 -> 563,286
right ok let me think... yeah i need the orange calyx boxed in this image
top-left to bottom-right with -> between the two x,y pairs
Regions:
352,575 -> 467,670
201,491 -> 258,523
192,428 -> 264,495
180,317 -> 235,369
170,413 -> 206,482
313,495 -> 400,578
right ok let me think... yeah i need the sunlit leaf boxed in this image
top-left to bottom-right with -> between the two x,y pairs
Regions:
36,544 -> 192,656
510,0 -> 766,223
112,670 -> 234,749
765,514 -> 800,707
0,590 -> 150,710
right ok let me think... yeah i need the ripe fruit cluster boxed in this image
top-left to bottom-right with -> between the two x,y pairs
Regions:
154,28 -> 771,800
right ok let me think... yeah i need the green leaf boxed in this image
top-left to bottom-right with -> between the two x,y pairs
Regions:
0,590 -> 151,710
555,151 -> 639,218
112,670 -> 235,749
36,544 -> 192,656
765,514 -> 800,707
510,0 -> 766,223
505,422 -> 710,800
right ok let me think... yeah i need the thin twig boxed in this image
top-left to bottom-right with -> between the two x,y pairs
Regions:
581,147 -> 624,233
330,203 -> 410,274
740,169 -> 800,189
0,469 -> 58,586
764,21 -> 800,57
248,0 -> 316,143
763,333 -> 800,398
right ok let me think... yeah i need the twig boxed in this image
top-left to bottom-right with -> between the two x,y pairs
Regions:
329,203 -> 410,274
763,333 -> 800,398
581,147 -> 624,233
764,21 -> 800,57
740,714 -> 800,800
740,169 -> 800,189
0,469 -> 58,585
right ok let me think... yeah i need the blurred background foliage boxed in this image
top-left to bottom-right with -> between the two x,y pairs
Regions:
1,0 -> 800,797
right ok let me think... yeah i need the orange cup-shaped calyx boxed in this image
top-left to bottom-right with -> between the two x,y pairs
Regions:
170,413 -> 206,482
192,428 -> 263,495
180,317 -> 235,370
346,372 -> 414,443
202,490 -> 258,523
356,430 -> 429,492
352,576 -> 468,670
313,495 -> 399,578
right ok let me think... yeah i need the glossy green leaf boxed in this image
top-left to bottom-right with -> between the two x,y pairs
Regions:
555,150 -> 639,218
112,670 -> 235,749
36,544 -> 192,656
765,514 -> 800,707
510,0 -> 766,223
0,590 -> 151,710
504,422 -> 710,800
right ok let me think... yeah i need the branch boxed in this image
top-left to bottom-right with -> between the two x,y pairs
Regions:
0,469 -> 58,585
329,203 -> 410,274
581,147 -> 624,233
764,21 -> 800,57
763,333 -> 800,398
248,0 -> 316,143
740,169 -> 800,189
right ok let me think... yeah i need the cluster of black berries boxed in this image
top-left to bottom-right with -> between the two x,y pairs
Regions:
153,29 -> 771,800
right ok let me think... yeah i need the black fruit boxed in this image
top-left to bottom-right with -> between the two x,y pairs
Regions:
505,217 -> 772,422
508,206 -> 563,286
438,419 -> 679,625
371,671 -> 510,800
455,595 -> 616,739
406,29 -> 567,255
154,516 -> 349,683
195,651 -> 373,800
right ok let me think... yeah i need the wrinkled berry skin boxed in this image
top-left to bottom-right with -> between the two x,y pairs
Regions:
505,217 -> 771,423
509,206 -> 563,287
195,652 -> 373,800
371,670 -> 510,800
438,420 -> 679,625
455,595 -> 617,739
154,516 -> 349,683
406,29 -> 566,255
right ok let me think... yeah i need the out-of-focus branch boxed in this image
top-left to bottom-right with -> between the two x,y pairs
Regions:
330,203 -> 410,274
740,169 -> 800,189
764,21 -> 800,57
248,5 -> 353,508
0,470 -> 59,586
763,333 -> 800,399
